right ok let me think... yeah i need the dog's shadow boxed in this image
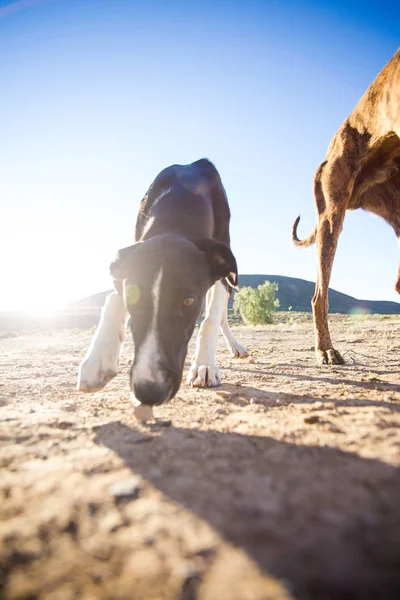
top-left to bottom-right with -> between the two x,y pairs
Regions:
226,362 -> 400,395
218,381 -> 400,412
94,420 -> 400,598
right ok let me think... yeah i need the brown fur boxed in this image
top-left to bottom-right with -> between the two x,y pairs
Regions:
293,48 -> 400,365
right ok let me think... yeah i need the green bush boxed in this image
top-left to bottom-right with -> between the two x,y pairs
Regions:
233,281 -> 280,325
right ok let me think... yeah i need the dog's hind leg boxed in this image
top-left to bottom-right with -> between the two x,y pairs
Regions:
187,281 -> 227,387
77,292 -> 127,392
313,223 -> 345,365
312,159 -> 351,365
393,226 -> 400,294
396,260 -> 400,294
221,291 -> 248,358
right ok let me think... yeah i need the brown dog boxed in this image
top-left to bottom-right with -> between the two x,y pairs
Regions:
293,48 -> 400,365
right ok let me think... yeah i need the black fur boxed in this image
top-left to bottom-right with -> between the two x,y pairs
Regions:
111,159 -> 237,406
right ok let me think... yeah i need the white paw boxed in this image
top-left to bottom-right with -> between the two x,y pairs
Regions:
228,340 -> 249,358
77,333 -> 123,393
186,363 -> 221,387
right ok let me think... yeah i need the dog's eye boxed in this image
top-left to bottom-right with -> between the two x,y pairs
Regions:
182,296 -> 196,308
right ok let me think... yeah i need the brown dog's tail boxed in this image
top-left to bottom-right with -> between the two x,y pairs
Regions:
292,215 -> 317,247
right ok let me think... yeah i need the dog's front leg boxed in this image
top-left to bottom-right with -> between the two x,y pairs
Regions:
220,292 -> 249,358
187,281 -> 226,387
77,292 -> 127,392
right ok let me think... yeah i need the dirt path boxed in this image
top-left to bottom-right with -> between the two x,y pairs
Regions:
1,314 -> 400,599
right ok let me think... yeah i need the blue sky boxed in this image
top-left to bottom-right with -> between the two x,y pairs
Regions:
1,0 -> 399,310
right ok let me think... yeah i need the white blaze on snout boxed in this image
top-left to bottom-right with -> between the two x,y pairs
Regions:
132,268 -> 164,387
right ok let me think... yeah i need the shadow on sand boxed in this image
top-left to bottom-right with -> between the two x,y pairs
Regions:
209,381 -> 400,413
94,418 -> 400,600
228,363 -> 400,395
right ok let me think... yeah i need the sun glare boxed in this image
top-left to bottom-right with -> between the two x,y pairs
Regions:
0,289 -> 69,314
1,217 -> 107,313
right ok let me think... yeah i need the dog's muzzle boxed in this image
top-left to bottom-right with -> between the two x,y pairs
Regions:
130,365 -> 180,406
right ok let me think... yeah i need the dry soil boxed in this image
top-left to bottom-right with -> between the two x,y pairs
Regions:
1,313 -> 400,599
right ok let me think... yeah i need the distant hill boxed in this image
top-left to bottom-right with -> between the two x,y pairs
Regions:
68,274 -> 400,315
235,275 -> 400,314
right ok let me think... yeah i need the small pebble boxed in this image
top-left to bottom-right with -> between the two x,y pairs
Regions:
250,397 -> 263,405
326,423 -> 343,433
313,401 -> 323,409
57,421 -> 74,429
133,404 -> 154,422
109,475 -> 142,501
248,358 -> 255,364
62,401 -> 77,412
216,391 -> 231,398
156,419 -> 172,427
131,393 -> 154,422
304,415 -> 320,424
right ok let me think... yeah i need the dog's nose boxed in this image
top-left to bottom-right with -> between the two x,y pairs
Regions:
131,379 -> 170,406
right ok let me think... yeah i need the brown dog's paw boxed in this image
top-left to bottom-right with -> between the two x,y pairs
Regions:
316,348 -> 345,365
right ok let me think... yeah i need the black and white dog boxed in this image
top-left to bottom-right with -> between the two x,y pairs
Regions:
77,159 -> 248,409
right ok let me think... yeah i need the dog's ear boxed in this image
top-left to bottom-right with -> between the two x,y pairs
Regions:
109,243 -> 141,281
195,239 -> 238,286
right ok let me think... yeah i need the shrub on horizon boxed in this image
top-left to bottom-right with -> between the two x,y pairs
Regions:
233,281 -> 280,325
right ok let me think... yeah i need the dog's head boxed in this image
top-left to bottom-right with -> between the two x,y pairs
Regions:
110,234 -> 237,406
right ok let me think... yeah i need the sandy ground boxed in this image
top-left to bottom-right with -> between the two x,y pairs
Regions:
1,312 -> 400,600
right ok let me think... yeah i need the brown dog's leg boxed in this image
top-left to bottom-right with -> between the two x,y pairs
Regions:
394,234 -> 400,293
312,157 -> 354,365
396,264 -> 400,294
313,214 -> 345,365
